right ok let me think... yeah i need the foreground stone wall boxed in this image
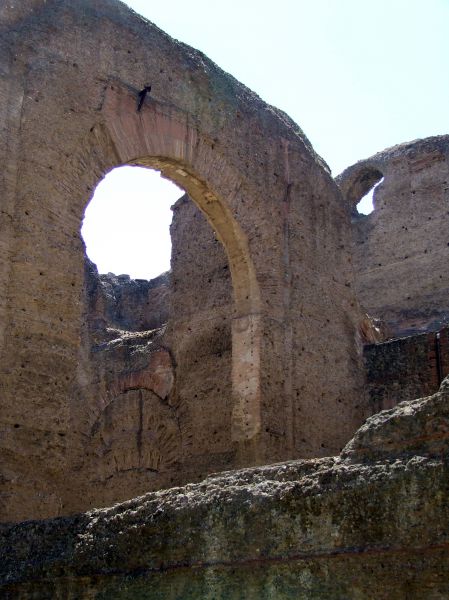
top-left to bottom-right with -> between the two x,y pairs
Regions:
338,135 -> 449,338
2,378 -> 449,598
0,0 -> 365,521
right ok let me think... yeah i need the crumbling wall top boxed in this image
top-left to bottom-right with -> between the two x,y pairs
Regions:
336,134 -> 449,211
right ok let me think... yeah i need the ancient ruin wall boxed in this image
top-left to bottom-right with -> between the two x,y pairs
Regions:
0,0 -> 365,521
2,377 -> 449,598
165,195 -> 235,480
364,325 -> 449,413
84,244 -> 449,510
338,135 -> 449,338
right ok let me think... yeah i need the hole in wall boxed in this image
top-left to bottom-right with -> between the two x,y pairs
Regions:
356,177 -> 384,215
81,166 -> 183,279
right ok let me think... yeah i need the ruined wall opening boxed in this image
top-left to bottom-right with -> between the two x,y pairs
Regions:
342,166 -> 384,217
77,151 -> 260,507
65,99 -> 263,513
81,165 -> 183,279
79,159 -> 237,506
356,176 -> 384,215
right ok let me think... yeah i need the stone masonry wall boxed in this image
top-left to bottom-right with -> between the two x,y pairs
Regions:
75,259 -> 176,511
0,0 -> 365,521
364,326 -> 449,414
0,1 -> 448,596
338,135 -> 449,338
71,193 -> 234,512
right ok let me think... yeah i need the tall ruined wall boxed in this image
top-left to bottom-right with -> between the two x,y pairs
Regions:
0,2 -> 448,595
76,259 -> 173,510
166,195 -> 235,480
3,377 -> 449,598
0,0 -> 364,522
338,135 -> 449,338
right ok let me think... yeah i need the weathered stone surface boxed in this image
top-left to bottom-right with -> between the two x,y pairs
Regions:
86,258 -> 170,333
342,374 -> 449,463
0,0 -> 365,522
363,325 -> 449,413
338,135 -> 449,338
2,4 -> 448,596
0,0 -> 448,596
2,379 -> 449,598
69,257 -> 180,510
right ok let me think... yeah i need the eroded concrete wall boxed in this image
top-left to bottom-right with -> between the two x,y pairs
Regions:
338,135 -> 449,337
0,2 -> 448,595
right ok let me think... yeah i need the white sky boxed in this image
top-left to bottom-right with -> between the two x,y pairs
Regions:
82,0 -> 449,279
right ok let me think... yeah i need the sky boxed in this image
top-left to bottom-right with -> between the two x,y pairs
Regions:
81,0 -> 449,279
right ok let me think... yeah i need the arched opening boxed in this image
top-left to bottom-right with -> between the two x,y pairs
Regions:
64,92 -> 264,512
81,161 -> 239,502
356,176 -> 385,215
81,165 -> 185,335
343,167 -> 384,218
81,165 -> 183,279
72,112 -> 263,505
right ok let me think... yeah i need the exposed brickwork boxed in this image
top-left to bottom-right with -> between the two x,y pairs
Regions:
364,326 -> 449,413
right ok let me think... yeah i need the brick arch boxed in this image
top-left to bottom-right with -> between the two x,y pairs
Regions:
70,83 -> 263,442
